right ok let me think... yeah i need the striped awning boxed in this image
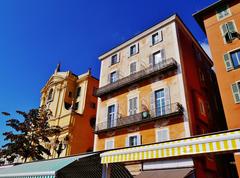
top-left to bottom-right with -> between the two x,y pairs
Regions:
101,130 -> 240,164
0,153 -> 95,178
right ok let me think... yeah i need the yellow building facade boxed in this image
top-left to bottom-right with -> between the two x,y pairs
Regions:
40,65 -> 99,158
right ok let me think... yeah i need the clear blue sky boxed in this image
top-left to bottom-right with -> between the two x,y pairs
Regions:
0,0 -> 216,146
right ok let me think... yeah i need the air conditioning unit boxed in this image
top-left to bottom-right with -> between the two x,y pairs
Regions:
142,111 -> 149,119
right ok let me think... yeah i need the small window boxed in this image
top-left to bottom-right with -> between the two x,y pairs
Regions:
109,71 -> 117,83
111,54 -> 119,65
231,82 -> 240,103
199,100 -> 206,115
74,102 -> 79,110
68,91 -> 72,98
128,135 -> 140,147
130,44 -> 138,56
129,97 -> 138,115
224,50 -> 240,71
151,31 -> 162,45
47,88 -> 53,101
130,62 -> 137,74
76,87 -> 81,97
105,139 -> 114,150
221,22 -> 238,43
156,128 -> 169,142
216,5 -> 230,20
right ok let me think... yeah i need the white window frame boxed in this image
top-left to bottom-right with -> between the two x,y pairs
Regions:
151,30 -> 163,46
110,53 -> 120,66
127,92 -> 140,116
129,43 -> 139,57
230,49 -> 240,68
155,128 -> 170,143
110,71 -> 117,83
105,138 -> 115,150
231,80 -> 240,104
216,5 -> 231,21
220,20 -> 238,44
126,133 -> 141,147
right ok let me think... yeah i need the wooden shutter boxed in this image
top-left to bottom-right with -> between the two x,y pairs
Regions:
161,49 -> 166,61
157,129 -> 169,142
150,92 -> 155,116
232,83 -> 240,103
159,30 -> 163,42
223,53 -> 233,71
116,70 -> 120,81
149,54 -> 154,66
164,87 -> 171,114
125,137 -> 129,147
137,135 -> 141,145
117,53 -> 120,63
136,43 -> 139,53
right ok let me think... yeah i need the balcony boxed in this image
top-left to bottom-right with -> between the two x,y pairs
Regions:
95,103 -> 183,134
95,58 -> 177,97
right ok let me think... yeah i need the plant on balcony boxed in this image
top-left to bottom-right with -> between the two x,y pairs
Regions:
1,105 -> 62,163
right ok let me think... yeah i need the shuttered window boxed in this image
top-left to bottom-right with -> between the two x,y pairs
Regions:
221,22 -> 237,43
216,5 -> 230,19
129,43 -> 139,56
129,97 -> 138,115
156,128 -> 169,142
231,82 -> 240,103
224,50 -> 240,71
105,139 -> 114,150
130,62 -> 137,74
126,134 -> 141,147
111,54 -> 119,65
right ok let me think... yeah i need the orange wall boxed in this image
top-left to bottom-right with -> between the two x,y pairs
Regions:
203,1 -> 240,129
69,76 -> 99,154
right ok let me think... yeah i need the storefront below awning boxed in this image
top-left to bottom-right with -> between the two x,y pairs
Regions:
0,153 -> 133,178
134,168 -> 194,178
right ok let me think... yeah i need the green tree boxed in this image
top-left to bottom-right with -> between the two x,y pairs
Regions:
1,106 -> 62,163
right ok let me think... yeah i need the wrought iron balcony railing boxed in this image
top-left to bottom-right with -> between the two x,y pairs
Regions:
95,58 -> 177,97
95,103 -> 183,133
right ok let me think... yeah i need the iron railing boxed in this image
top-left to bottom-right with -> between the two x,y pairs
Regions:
95,103 -> 183,133
95,58 -> 177,97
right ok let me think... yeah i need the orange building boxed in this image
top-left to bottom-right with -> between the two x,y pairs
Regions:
40,65 -> 99,158
194,0 -> 240,176
94,14 -> 227,177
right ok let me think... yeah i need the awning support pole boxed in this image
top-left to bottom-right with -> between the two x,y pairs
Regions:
102,164 -> 111,178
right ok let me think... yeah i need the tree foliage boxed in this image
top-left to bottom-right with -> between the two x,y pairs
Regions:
1,106 -> 62,163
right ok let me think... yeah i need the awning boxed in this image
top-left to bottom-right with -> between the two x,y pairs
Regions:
101,130 -> 240,164
0,153 -> 133,178
0,153 -> 95,178
134,168 -> 194,178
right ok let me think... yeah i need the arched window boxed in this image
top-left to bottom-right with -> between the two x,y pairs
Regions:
47,88 -> 53,101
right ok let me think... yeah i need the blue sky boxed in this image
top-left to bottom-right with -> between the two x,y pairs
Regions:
0,0 -> 216,146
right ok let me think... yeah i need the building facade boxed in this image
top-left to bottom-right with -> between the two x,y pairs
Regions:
40,65 -> 99,158
194,0 -> 240,176
94,14 -> 226,177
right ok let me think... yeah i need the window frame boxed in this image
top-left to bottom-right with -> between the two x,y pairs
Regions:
111,53 -> 119,66
130,61 -> 137,75
216,5 -> 231,21
127,133 -> 141,147
231,81 -> 240,104
105,138 -> 115,150
155,128 -> 170,143
220,20 -> 238,44
129,43 -> 139,57
110,71 -> 117,83
151,30 -> 163,46
230,50 -> 240,69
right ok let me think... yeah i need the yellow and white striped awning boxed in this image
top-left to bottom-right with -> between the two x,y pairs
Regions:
101,130 -> 240,164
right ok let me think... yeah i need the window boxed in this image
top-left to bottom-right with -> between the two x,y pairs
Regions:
129,97 -> 138,115
199,100 -> 206,115
231,82 -> 240,103
127,134 -> 141,147
150,49 -> 165,66
151,31 -> 162,45
130,62 -> 137,74
74,102 -> 79,110
109,71 -> 118,83
130,44 -> 138,56
156,128 -> 169,142
108,105 -> 116,128
105,139 -> 114,150
155,89 -> 166,116
47,88 -> 53,101
111,54 -> 119,65
224,49 -> 240,71
76,87 -> 81,97
221,22 -> 238,43
216,5 -> 230,20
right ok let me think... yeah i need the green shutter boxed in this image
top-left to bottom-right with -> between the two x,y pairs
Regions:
223,53 -> 233,71
232,83 -> 240,103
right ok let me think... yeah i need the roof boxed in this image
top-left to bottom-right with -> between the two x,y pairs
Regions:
0,153 -> 95,177
193,0 -> 232,33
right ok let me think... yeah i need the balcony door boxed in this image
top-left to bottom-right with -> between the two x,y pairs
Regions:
155,89 -> 166,117
129,97 -> 138,116
108,105 -> 116,128
153,50 -> 165,65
